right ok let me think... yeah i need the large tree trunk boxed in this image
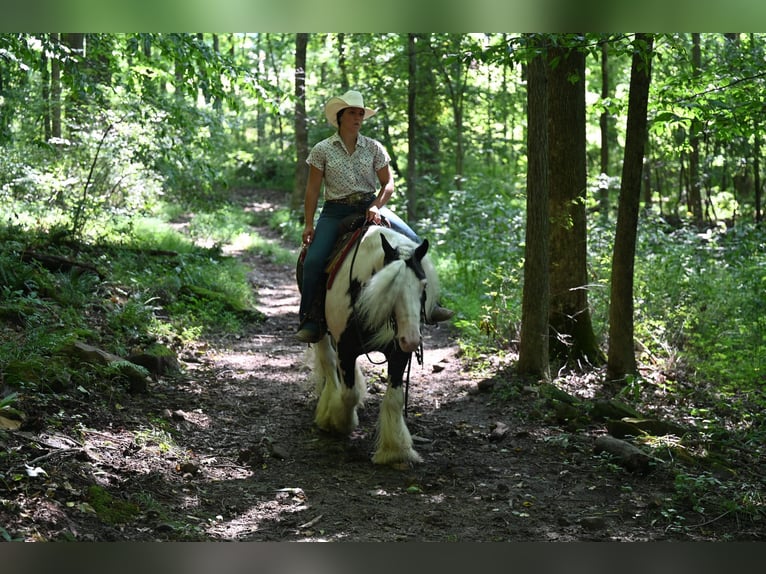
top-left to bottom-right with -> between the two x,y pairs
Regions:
547,40 -> 603,367
292,33 -> 309,214
607,33 -> 655,380
517,36 -> 550,380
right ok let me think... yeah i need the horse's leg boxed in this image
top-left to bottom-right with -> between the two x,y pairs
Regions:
332,336 -> 366,433
372,350 -> 422,465
313,335 -> 340,432
314,335 -> 365,434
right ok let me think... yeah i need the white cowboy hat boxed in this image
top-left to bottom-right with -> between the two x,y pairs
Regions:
324,90 -> 377,128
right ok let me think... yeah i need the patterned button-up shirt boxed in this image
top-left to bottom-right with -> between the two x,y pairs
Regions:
306,133 -> 390,201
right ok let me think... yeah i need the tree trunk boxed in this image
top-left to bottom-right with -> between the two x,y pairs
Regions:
50,33 -> 62,139
517,36 -> 550,380
547,40 -> 603,367
173,34 -> 185,105
598,39 -> 610,221
607,33 -> 654,381
41,39 -> 51,141
406,34 -> 418,222
292,33 -> 309,214
337,33 -> 349,92
688,33 -> 704,227
754,123 -> 763,224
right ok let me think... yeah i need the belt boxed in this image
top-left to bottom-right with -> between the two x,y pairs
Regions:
326,192 -> 376,206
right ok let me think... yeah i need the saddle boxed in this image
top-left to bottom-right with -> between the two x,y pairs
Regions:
296,214 -> 385,294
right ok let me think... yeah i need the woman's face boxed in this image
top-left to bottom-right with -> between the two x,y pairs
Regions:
339,107 -> 366,130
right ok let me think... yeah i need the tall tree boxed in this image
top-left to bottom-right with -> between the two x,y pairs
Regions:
40,38 -> 51,142
518,35 -> 551,380
547,38 -> 602,367
598,38 -> 611,220
50,33 -> 62,139
607,33 -> 655,380
337,33 -> 349,92
688,33 -> 704,227
292,33 -> 309,213
406,34 -> 418,222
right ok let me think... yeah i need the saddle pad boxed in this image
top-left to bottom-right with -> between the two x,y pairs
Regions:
325,226 -> 365,289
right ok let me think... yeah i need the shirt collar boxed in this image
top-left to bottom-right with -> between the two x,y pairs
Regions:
331,132 -> 367,151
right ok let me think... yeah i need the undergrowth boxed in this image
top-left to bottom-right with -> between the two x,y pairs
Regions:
0,198 -> 269,396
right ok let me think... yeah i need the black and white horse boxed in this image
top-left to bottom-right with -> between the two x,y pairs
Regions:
311,225 -> 440,464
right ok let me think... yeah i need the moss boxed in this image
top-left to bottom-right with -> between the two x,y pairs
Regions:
86,485 -> 140,524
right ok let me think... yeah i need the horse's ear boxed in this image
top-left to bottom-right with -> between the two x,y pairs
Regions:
415,238 -> 429,260
380,233 -> 399,262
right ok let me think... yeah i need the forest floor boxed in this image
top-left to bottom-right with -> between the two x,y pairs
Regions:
1,188 -> 763,542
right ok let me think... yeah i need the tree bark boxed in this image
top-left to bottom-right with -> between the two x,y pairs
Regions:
598,38 -> 610,221
292,33 -> 309,214
518,36 -> 550,380
688,33 -> 704,227
754,122 -> 763,224
406,34 -> 418,222
547,39 -> 602,367
607,33 -> 654,381
41,39 -> 51,141
50,33 -> 61,139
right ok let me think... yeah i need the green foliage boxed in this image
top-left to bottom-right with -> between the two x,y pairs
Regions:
0,196 -> 267,400
420,177 -> 526,348
632,219 -> 765,393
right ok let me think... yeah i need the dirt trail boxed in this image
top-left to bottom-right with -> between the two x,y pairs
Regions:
2,189 -> 757,541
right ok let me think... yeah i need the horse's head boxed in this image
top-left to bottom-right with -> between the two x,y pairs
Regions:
378,233 -> 429,353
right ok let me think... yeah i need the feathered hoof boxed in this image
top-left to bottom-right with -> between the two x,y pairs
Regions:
371,447 -> 422,466
314,412 -> 358,436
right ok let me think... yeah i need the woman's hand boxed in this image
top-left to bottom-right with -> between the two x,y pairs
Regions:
302,225 -> 315,246
366,204 -> 382,225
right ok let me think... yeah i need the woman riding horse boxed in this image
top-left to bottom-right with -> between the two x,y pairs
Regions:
296,90 -> 453,343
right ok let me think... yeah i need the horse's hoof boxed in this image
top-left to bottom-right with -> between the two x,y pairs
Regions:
372,449 -> 422,466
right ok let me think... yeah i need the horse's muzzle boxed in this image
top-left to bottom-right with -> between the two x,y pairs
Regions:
398,333 -> 422,354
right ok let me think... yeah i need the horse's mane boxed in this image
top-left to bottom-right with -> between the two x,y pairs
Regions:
357,258 -> 409,329
354,228 -> 425,348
